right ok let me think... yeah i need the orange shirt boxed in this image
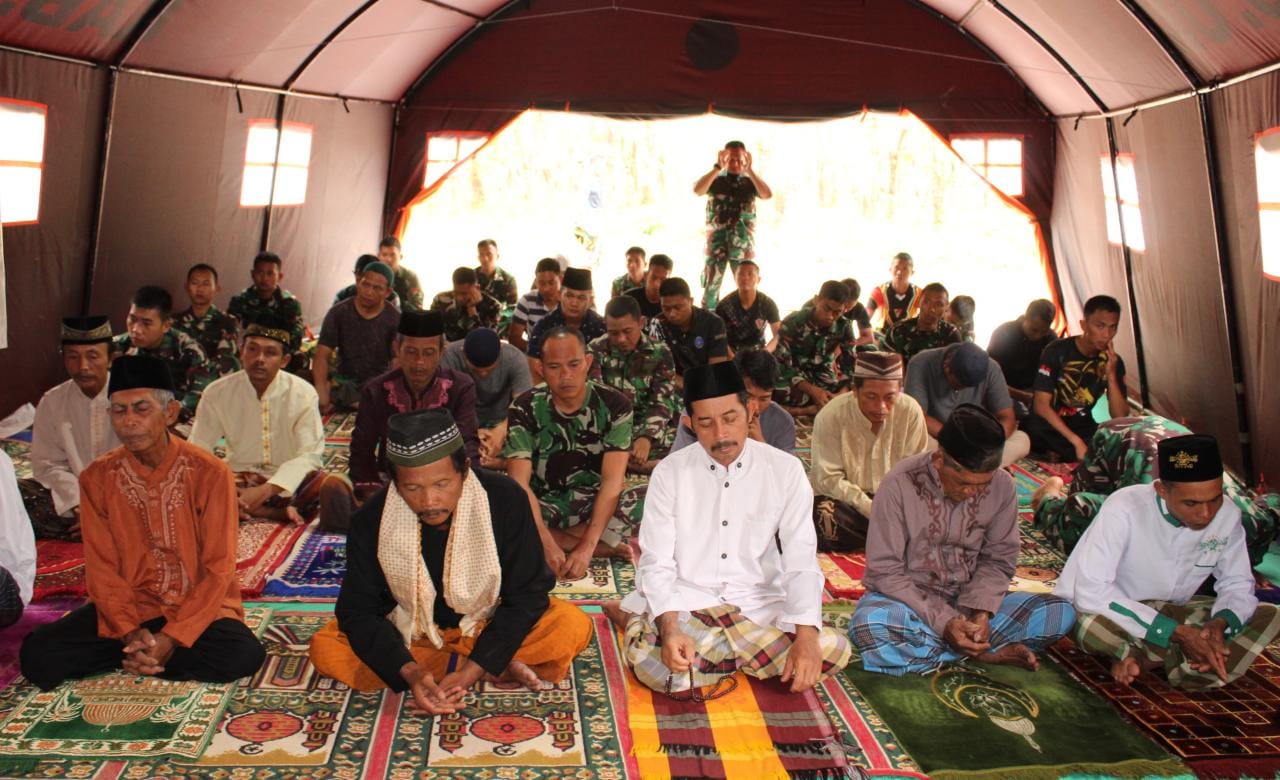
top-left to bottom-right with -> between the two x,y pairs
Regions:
79,436 -> 243,648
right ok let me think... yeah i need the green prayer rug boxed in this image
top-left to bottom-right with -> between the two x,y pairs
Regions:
843,651 -> 1190,779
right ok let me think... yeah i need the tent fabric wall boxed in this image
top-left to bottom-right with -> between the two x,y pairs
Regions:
1211,73 -> 1280,485
1110,101 -> 1242,471
0,51 -> 106,417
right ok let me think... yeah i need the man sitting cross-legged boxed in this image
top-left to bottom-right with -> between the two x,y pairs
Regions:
441,328 -> 532,470
1055,434 -> 1280,690
809,351 -> 928,552
589,295 -> 681,474
502,327 -> 642,580
651,276 -> 729,387
850,404 -> 1076,676
190,315 -> 326,525
309,410 -> 592,706
607,361 -> 851,694
20,355 -> 266,690
774,280 -> 858,414
314,261 -> 401,412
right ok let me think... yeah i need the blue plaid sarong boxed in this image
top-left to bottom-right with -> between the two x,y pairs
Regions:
849,591 -> 1075,676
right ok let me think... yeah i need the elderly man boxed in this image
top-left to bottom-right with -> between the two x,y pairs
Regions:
589,295 -> 680,474
1,450 -> 36,629
21,316 -> 121,540
441,328 -> 532,470
850,404 -> 1076,676
191,315 -> 326,524
227,251 -> 306,356
314,260 -> 401,412
670,348 -> 794,454
810,352 -> 929,552
612,246 -> 648,298
692,140 -> 773,309
651,277 -> 729,385
905,342 -> 1030,467
774,280 -> 858,413
879,282 -> 960,365
308,410 -> 591,705
112,285 -> 215,424
610,361 -> 850,693
1056,435 -> 1280,689
527,267 -> 605,378
325,311 -> 479,533
626,253 -> 673,320
20,355 -> 265,690
334,255 -> 401,308
172,263 -> 240,378
508,257 -> 563,351
503,327 -> 642,580
441,266 -> 502,342
715,259 -> 781,354
378,236 -> 424,312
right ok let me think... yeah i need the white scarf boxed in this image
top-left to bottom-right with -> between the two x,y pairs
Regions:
377,470 -> 501,647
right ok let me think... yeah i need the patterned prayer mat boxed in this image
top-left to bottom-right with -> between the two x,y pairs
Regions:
0,438 -> 32,480
322,411 -> 357,443
842,649 -> 1189,780
30,539 -> 86,602
237,519 -> 309,598
550,556 -> 636,601
1049,639 -> 1280,779
259,524 -> 346,601
0,605 -> 270,773
820,551 -> 866,601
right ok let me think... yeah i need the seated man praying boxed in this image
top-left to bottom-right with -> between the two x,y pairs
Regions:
1,449 -> 36,629
878,282 -> 961,366
503,327 -> 643,580
1055,434 -> 1280,689
987,299 -> 1057,418
441,328 -> 532,470
527,267 -> 605,382
809,352 -> 928,552
441,266 -> 502,342
774,280 -> 858,414
20,355 -> 265,690
850,404 -> 1075,676
308,410 -> 592,707
609,361 -> 851,694
313,260 -> 401,412
650,276 -> 729,386
670,347 -> 795,454
112,285 -> 215,424
190,314 -> 326,524
172,263 -> 241,378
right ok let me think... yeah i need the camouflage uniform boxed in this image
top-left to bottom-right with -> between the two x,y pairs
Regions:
393,266 -> 424,312
441,293 -> 503,342
773,303 -> 857,406
228,286 -> 306,348
702,173 -> 758,309
612,273 -> 644,299
878,316 -> 961,365
1035,415 -> 1280,563
430,291 -> 454,313
478,265 -> 519,334
111,331 -> 215,423
172,306 -> 241,379
588,333 -> 680,454
501,382 -> 645,547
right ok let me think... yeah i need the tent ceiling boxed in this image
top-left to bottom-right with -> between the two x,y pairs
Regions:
1,0 -> 1279,111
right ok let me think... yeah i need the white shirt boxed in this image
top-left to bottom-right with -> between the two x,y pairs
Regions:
0,450 -> 37,604
31,376 -> 119,516
190,370 -> 324,495
621,437 -> 824,630
1055,483 -> 1258,645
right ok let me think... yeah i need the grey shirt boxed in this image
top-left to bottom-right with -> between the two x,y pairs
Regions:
670,402 -> 796,454
441,340 -> 533,427
904,346 -> 1012,424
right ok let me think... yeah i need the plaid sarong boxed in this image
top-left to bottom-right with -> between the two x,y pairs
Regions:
1073,597 -> 1280,690
850,591 -> 1076,676
624,604 -> 851,692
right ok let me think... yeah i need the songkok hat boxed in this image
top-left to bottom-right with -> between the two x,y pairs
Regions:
936,403 -> 1005,471
61,315 -> 112,345
463,328 -> 501,368
947,342 -> 989,387
683,361 -> 746,412
563,267 -> 593,291
362,261 -> 395,288
398,310 -> 444,339
853,351 -> 903,382
107,354 -> 176,396
386,409 -> 464,467
244,312 -> 293,349
1157,434 -> 1222,482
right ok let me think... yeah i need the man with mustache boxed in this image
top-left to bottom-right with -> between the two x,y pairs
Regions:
669,348 -> 794,454
20,355 -> 265,690
309,410 -> 591,709
190,314 -> 326,525
21,316 -> 121,540
502,327 -> 643,580
610,361 -> 851,694
809,351 -> 929,552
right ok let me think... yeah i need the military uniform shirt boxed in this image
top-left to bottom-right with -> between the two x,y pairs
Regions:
588,333 -> 680,443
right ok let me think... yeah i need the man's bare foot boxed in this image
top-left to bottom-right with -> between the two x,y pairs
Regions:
977,643 -> 1040,671
501,660 -> 545,692
1031,477 -> 1066,511
1111,656 -> 1142,686
602,600 -> 630,630
783,405 -> 817,418
594,541 -> 634,561
627,460 -> 657,475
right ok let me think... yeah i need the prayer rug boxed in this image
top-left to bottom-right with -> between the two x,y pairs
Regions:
0,438 -> 32,480
30,539 -> 86,601
1049,638 -> 1280,779
550,556 -> 636,601
236,519 -> 308,598
843,648 -> 1188,779
259,524 -> 346,601
321,442 -> 349,474
0,605 -> 270,771
322,411 -> 357,443
820,551 -> 867,601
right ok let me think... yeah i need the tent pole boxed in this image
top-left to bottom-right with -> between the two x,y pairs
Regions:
1197,95 -> 1257,481
260,95 -> 288,252
1104,117 -> 1151,411
382,104 -> 401,237
81,71 -> 118,316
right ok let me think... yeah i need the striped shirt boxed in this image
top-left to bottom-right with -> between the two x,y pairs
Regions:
513,291 -> 556,330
